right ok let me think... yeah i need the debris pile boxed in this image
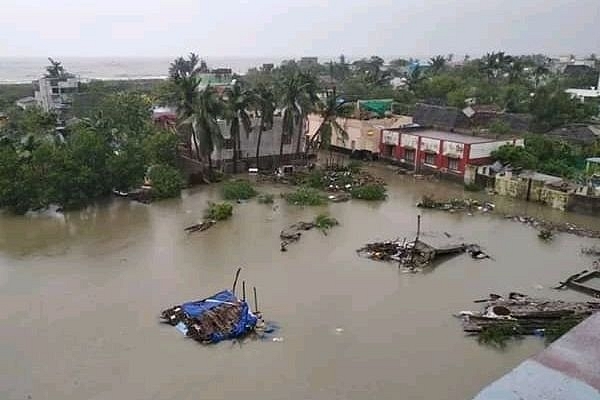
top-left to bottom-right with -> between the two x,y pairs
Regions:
458,293 -> 600,346
555,269 -> 600,298
160,269 -> 264,344
280,215 -> 339,251
357,239 -> 488,270
184,220 -> 216,234
417,195 -> 494,213
582,246 -> 600,257
506,215 -> 600,239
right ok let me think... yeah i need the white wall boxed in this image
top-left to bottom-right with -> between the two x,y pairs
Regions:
470,140 -> 523,159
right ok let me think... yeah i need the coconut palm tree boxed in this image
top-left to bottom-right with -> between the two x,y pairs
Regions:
429,55 -> 447,75
187,86 -> 224,173
295,72 -> 319,156
45,58 -> 66,79
224,81 -> 253,173
253,84 -> 275,169
169,53 -> 204,160
306,87 -> 350,153
277,72 -> 305,167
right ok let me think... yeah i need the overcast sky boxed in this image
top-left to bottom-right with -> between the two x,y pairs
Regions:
1,0 -> 599,58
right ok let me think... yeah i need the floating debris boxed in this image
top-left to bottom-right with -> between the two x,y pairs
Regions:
280,215 -> 339,251
160,269 -> 265,344
582,246 -> 600,257
184,220 -> 216,234
538,228 -> 554,241
555,268 -> 600,298
506,215 -> 600,239
457,293 -> 600,346
417,195 -> 495,213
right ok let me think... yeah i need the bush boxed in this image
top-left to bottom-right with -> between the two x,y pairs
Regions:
148,164 -> 184,199
350,184 -> 387,200
346,160 -> 363,173
222,179 -> 258,200
257,193 -> 274,204
464,183 -> 482,192
143,130 -> 179,167
478,324 -> 523,349
314,213 -> 339,233
204,201 -> 233,221
282,187 -> 326,206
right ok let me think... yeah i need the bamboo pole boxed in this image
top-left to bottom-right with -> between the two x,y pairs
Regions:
253,286 -> 259,313
232,267 -> 242,296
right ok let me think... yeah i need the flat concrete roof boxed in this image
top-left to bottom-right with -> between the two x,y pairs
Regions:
404,129 -> 504,144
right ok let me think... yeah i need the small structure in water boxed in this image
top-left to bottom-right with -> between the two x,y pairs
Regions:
555,268 -> 600,298
457,292 -> 600,346
160,268 -> 265,344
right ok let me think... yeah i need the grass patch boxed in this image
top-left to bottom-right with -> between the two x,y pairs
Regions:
257,193 -> 275,204
204,202 -> 233,221
222,179 -> 258,200
464,183 -> 483,192
314,213 -> 339,234
350,184 -> 387,201
545,317 -> 583,344
282,187 -> 326,206
477,323 -> 523,349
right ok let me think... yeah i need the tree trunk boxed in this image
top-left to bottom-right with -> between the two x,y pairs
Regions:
295,115 -> 304,159
256,117 -> 264,170
191,124 -> 201,161
232,130 -> 238,174
279,129 -> 285,168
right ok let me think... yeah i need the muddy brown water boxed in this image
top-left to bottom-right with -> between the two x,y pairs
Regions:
1,165 -> 599,400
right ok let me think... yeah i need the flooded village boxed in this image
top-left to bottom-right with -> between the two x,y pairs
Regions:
2,51 -> 600,400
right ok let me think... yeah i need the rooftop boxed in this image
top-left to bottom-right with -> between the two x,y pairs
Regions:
405,129 -> 505,144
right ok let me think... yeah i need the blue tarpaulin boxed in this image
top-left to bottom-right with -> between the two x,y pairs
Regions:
179,290 -> 258,343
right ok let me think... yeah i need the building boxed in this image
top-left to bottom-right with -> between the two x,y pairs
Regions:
34,75 -> 80,112
379,127 -> 523,179
494,170 -> 575,210
307,114 -> 413,158
152,106 -> 177,129
565,71 -> 600,103
198,69 -> 233,90
15,96 -> 37,110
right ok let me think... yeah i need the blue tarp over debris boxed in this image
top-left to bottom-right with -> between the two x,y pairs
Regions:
161,290 -> 258,344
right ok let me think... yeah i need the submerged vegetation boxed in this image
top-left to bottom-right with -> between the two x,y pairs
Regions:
257,193 -> 275,204
204,201 -> 233,221
350,184 -> 387,201
222,179 -> 258,201
282,187 -> 327,206
314,213 -> 339,234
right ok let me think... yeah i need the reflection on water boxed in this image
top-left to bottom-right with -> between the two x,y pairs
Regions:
1,166 -> 599,400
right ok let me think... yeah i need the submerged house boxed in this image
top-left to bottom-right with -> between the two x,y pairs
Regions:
494,170 -> 575,210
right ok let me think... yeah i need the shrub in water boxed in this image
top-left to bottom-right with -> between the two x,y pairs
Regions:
222,179 -> 258,200
257,193 -> 275,204
350,184 -> 387,201
282,187 -> 326,206
314,213 -> 339,234
204,202 -> 233,221
148,164 -> 184,199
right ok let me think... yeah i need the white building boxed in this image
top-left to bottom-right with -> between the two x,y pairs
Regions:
34,76 -> 80,112
565,71 -> 600,103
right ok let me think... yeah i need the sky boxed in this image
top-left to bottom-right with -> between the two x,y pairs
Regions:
1,0 -> 599,58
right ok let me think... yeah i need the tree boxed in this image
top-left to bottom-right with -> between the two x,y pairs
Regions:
429,55 -> 447,75
224,81 -> 253,173
277,72 -> 306,166
307,87 -> 349,152
188,86 -> 224,172
253,84 -> 275,169
533,64 -> 550,89
147,164 -> 183,199
295,72 -> 319,156
169,53 -> 205,160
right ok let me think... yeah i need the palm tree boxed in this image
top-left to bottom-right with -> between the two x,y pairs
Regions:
277,72 -> 305,167
45,58 -> 66,79
253,84 -> 275,169
295,72 -> 319,157
169,53 -> 204,160
224,81 -> 253,173
306,87 -> 349,153
187,86 -> 224,173
429,55 -> 447,75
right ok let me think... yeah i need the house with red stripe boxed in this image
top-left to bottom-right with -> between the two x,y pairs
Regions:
379,127 -> 523,179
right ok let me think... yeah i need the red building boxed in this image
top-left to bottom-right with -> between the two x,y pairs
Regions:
380,128 -> 523,177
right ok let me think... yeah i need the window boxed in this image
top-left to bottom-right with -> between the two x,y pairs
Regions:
424,153 -> 436,165
448,157 -> 460,171
404,149 -> 415,162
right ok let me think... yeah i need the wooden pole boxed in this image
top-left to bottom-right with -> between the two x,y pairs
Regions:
416,215 -> 421,243
242,280 -> 246,302
232,267 -> 242,296
253,286 -> 259,313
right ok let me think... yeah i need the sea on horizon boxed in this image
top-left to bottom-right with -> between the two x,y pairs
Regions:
0,56 -> 297,84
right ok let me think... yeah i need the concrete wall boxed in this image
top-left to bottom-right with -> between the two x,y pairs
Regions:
540,187 -> 571,211
567,194 -> 600,215
473,313 -> 600,400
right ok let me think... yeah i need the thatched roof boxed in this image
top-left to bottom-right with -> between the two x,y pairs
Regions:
413,103 -> 470,130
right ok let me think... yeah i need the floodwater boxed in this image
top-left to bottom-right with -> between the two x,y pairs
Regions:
1,165 -> 599,400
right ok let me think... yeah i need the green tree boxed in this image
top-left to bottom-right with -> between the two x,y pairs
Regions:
143,130 -> 179,167
429,55 -> 447,75
147,164 -> 184,199
169,53 -> 205,160
253,84 -> 275,169
224,81 -> 253,173
186,86 -> 224,172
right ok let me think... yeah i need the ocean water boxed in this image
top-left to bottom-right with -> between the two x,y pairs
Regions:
0,56 -> 291,84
